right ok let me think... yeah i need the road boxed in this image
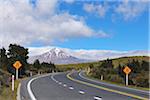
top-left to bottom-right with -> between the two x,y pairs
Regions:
19,71 -> 149,100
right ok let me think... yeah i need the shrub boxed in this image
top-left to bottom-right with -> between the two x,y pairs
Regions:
106,74 -> 124,83
132,72 -> 149,88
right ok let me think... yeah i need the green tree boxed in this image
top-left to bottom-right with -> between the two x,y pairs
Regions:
33,59 -> 41,70
0,48 -> 8,70
141,61 -> 149,71
7,44 -> 29,76
100,59 -> 113,69
117,64 -> 125,78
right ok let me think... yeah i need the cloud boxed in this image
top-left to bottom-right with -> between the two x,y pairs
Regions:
0,0 -> 108,47
83,1 -> 148,21
28,46 -> 149,60
83,3 -> 108,18
115,0 -> 148,20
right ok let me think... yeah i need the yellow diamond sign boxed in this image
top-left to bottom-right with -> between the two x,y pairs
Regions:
123,66 -> 131,75
13,61 -> 22,70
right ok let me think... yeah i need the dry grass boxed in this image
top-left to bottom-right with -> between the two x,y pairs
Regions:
0,80 -> 20,100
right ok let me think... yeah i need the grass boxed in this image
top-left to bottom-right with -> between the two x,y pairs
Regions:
56,56 -> 150,71
0,79 -> 20,100
86,74 -> 149,91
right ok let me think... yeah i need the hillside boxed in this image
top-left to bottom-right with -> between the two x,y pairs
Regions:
56,56 -> 150,88
56,56 -> 149,71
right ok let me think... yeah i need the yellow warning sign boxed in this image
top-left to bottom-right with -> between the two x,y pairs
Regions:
13,61 -> 22,70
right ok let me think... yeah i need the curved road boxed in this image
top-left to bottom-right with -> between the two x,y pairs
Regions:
20,71 -> 149,100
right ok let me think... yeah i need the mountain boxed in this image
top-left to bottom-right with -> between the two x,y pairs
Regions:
28,48 -> 89,64
28,47 -> 149,64
71,50 -> 149,60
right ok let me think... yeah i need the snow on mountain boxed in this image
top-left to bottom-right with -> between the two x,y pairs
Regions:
71,50 -> 149,60
28,48 -> 89,64
28,47 -> 149,64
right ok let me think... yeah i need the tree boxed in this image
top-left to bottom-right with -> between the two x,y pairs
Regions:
33,59 -> 41,70
117,64 -> 125,78
7,44 -> 29,76
127,60 -> 140,73
100,59 -> 113,69
141,61 -> 149,71
0,48 -> 8,70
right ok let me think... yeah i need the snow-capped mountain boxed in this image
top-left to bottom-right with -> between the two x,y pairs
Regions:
28,47 -> 149,64
28,48 -> 89,64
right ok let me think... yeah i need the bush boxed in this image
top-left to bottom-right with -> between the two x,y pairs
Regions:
105,74 -> 124,83
132,72 -> 149,88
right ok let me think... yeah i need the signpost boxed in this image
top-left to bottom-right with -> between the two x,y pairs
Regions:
13,61 -> 22,80
12,75 -> 14,91
123,66 -> 131,86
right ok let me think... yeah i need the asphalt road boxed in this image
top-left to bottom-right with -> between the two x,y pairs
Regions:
20,71 -> 149,100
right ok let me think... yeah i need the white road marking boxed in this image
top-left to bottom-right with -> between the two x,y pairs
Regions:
69,86 -> 74,90
78,90 -> 85,94
27,74 -> 52,100
79,71 -> 149,94
27,77 -> 37,100
59,82 -> 62,85
51,75 -> 58,83
94,96 -> 102,100
63,84 -> 67,87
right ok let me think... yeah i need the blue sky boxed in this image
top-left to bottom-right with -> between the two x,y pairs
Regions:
0,0 -> 149,51
57,1 -> 149,50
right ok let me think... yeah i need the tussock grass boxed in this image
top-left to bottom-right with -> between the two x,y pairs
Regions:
0,80 -> 20,100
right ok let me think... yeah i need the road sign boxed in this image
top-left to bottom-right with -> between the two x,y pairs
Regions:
13,61 -> 22,80
123,66 -> 131,86
123,66 -> 131,75
13,61 -> 22,70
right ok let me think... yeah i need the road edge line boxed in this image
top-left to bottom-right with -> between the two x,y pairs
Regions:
67,72 -> 148,100
27,77 -> 37,100
27,73 -> 53,100
79,71 -> 149,94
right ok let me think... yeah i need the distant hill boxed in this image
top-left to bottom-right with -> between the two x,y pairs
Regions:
56,56 -> 150,71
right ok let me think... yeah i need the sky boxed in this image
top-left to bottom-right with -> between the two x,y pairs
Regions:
0,0 -> 149,53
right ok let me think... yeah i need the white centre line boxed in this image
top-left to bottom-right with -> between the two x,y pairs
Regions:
63,84 -> 67,87
69,86 -> 74,90
59,82 -> 62,85
78,90 -> 85,94
94,96 -> 102,100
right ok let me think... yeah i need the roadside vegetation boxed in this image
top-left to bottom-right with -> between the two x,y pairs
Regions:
0,44 -> 57,99
57,56 -> 149,89
0,44 -> 149,99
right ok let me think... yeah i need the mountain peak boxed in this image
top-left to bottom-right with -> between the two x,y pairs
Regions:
50,48 -> 63,55
28,48 -> 88,64
42,48 -> 70,59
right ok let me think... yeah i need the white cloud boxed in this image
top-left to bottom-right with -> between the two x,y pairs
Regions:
83,3 -> 108,17
28,46 -> 149,60
83,1 -> 148,20
115,0 -> 148,20
0,0 -> 108,47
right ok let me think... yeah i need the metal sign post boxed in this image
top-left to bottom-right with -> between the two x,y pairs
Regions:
126,74 -> 128,86
16,69 -> 18,80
